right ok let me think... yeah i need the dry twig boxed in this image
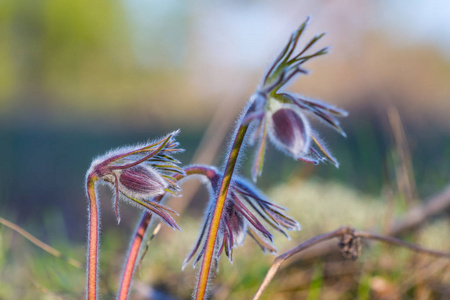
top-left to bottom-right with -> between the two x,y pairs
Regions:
0,216 -> 82,269
388,184 -> 450,236
253,226 -> 450,300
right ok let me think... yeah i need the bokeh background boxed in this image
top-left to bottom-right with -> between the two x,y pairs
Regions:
1,0 -> 449,299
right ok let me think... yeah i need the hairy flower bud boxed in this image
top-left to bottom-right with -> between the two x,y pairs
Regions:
87,130 -> 184,228
118,165 -> 167,198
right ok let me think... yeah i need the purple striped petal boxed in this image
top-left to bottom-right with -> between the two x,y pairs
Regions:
119,165 -> 167,197
268,104 -> 311,159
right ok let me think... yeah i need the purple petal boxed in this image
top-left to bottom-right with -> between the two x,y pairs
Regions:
231,193 -> 273,240
225,204 -> 248,242
192,246 -> 206,268
247,228 -> 277,254
312,109 -> 346,137
299,97 -> 348,117
149,206 -> 180,230
225,214 -> 234,249
298,155 -> 320,165
282,93 -> 347,137
130,197 -> 180,230
119,165 -> 167,197
182,209 -> 212,269
235,183 -> 299,236
268,104 -> 311,159
235,183 -> 287,211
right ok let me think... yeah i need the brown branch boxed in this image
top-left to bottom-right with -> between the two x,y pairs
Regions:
388,184 -> 450,236
272,184 -> 450,267
252,225 -> 450,300
358,232 -> 450,258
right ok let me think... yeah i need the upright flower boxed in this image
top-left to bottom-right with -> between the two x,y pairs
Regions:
85,130 -> 184,300
194,19 -> 348,299
182,166 -> 300,269
244,17 -> 349,181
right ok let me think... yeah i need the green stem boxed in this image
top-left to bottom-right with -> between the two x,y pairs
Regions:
195,122 -> 250,300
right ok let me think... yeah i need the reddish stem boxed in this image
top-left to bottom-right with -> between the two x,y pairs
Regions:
117,165 -> 215,299
117,212 -> 153,300
86,175 -> 99,300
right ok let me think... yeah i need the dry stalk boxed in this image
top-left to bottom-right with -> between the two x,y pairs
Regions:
0,216 -> 82,269
253,226 -> 450,300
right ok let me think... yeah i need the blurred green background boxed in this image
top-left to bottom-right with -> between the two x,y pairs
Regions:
1,0 -> 449,299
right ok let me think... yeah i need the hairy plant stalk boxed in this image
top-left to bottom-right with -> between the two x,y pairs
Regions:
86,174 -> 99,300
118,165 -> 214,300
85,131 -> 183,299
117,212 -> 153,300
195,122 -> 249,300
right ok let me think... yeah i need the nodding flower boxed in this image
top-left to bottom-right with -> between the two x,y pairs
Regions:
242,17 -> 348,182
182,165 -> 300,269
86,130 -> 185,229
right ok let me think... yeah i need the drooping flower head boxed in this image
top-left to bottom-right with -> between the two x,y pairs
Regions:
86,130 -> 185,228
243,18 -> 349,181
182,165 -> 300,269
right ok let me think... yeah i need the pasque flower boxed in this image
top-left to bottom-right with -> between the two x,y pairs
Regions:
85,130 -> 184,299
182,165 -> 299,269
87,130 -> 184,228
190,19 -> 348,299
243,18 -> 349,181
